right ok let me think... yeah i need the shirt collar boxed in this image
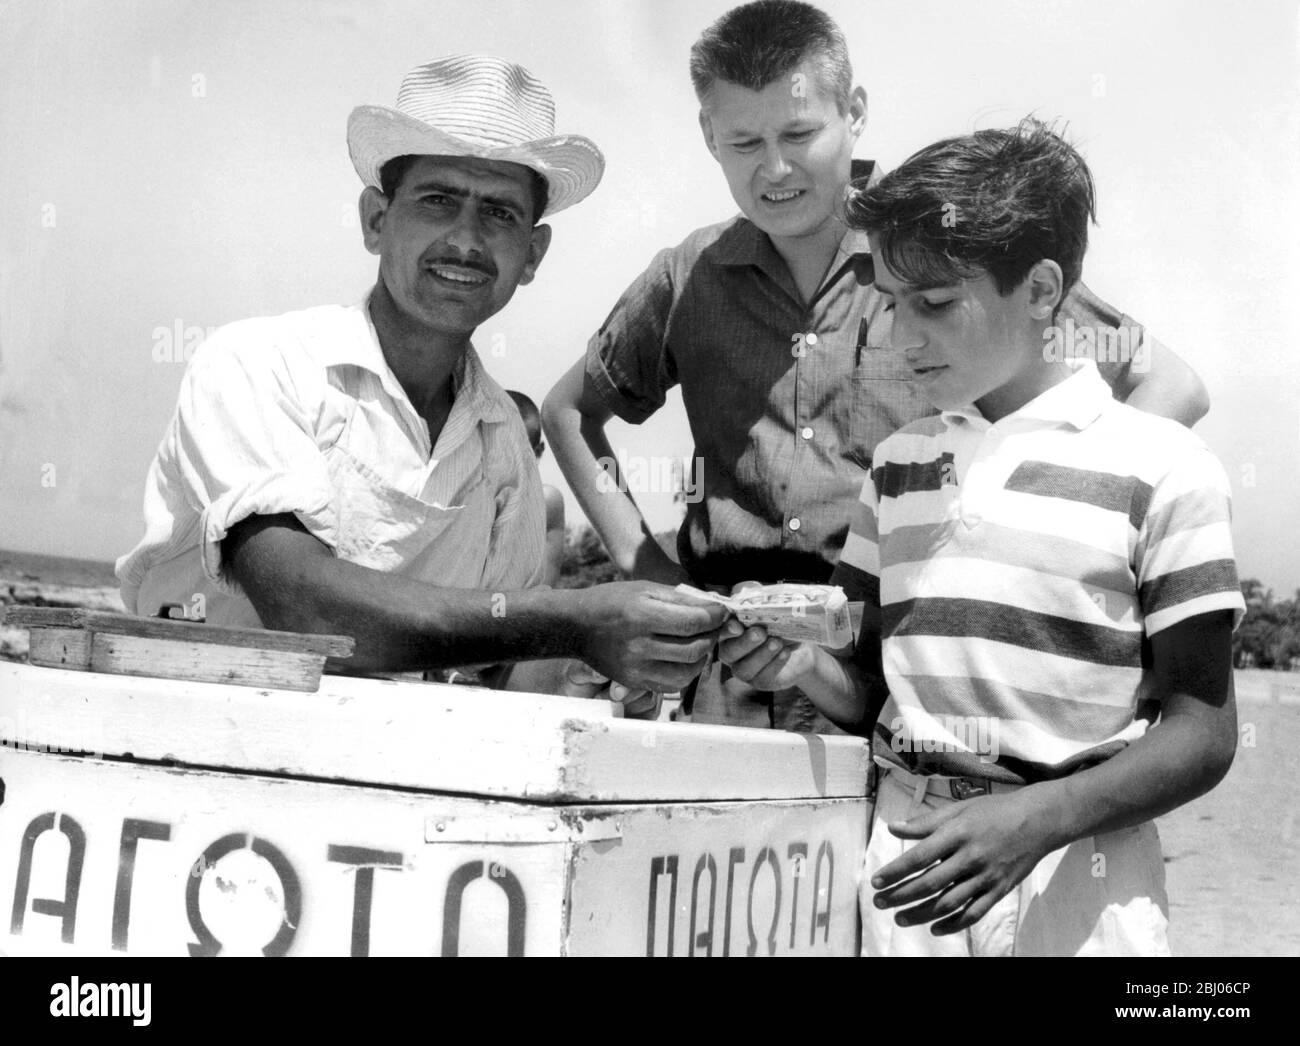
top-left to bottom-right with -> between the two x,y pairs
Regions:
449,339 -> 509,424
712,218 -> 785,269
827,159 -> 878,268
311,290 -> 405,389
318,288 -> 507,423
714,158 -> 879,268
838,158 -> 879,260
942,359 -> 1112,432
832,227 -> 873,270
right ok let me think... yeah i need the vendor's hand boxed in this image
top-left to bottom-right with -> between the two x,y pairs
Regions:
573,581 -> 727,693
609,682 -> 663,721
870,788 -> 1060,935
717,618 -> 817,691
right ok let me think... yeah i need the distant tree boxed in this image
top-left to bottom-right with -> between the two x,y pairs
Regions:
1234,578 -> 1300,670
1241,578 -> 1270,609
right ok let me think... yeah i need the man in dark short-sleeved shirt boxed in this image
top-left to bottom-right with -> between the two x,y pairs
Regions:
544,1 -> 1210,732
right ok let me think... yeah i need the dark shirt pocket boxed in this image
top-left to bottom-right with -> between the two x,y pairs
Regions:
847,344 -> 926,470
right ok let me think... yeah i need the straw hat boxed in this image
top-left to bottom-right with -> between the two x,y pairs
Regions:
348,54 -> 604,218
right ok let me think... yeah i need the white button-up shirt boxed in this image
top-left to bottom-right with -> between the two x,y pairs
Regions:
117,292 -> 546,627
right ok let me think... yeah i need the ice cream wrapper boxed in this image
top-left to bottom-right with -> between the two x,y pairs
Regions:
676,582 -> 855,648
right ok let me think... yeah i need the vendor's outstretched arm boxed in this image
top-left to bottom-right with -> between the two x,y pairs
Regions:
222,512 -> 724,691
543,357 -> 687,585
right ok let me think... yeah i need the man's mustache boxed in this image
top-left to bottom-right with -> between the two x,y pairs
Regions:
423,255 -> 498,279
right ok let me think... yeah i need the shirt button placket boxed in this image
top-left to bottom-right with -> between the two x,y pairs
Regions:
789,323 -> 819,545
961,430 -> 998,528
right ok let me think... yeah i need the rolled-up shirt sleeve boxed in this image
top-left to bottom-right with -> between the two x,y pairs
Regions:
584,247 -> 679,424
171,334 -> 339,586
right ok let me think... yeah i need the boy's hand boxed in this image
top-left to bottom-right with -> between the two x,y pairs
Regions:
559,663 -> 663,719
557,659 -> 612,699
717,619 -> 817,692
870,788 -> 1061,935
608,681 -> 664,720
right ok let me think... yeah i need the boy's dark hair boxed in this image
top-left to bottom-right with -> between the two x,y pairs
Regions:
378,155 -> 550,226
506,389 -> 544,455
690,0 -> 852,113
844,118 -> 1097,297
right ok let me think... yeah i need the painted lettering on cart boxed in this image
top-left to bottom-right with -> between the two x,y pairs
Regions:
326,844 -> 403,957
441,860 -> 527,957
10,812 -> 86,943
184,833 -> 303,956
7,811 -> 526,955
646,838 -> 834,955
112,818 -> 170,951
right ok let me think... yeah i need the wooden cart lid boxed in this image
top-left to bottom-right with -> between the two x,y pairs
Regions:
4,607 -> 353,693
0,660 -> 871,804
3,608 -> 353,656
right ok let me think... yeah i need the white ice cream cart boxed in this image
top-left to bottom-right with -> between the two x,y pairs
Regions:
0,608 -> 870,956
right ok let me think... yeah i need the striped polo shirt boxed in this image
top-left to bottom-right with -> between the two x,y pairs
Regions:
830,360 -> 1245,784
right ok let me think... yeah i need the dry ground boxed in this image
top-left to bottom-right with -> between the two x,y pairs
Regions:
1158,670 -> 1300,956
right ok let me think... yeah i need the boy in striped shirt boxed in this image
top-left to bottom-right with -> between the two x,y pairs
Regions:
718,119 -> 1245,956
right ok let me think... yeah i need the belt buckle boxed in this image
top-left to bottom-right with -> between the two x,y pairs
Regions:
949,776 -> 990,801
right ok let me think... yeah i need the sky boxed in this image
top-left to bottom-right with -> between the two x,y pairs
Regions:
1,0 -> 1298,594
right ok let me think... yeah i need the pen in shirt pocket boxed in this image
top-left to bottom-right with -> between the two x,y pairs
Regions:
856,308 -> 895,366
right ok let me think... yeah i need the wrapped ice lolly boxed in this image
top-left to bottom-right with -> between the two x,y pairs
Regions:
676,582 -> 855,648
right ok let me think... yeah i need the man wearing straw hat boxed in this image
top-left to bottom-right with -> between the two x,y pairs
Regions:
118,56 -> 726,703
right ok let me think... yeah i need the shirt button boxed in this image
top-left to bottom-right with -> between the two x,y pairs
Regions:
788,517 -> 802,532
801,426 -> 814,440
806,332 -> 818,346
